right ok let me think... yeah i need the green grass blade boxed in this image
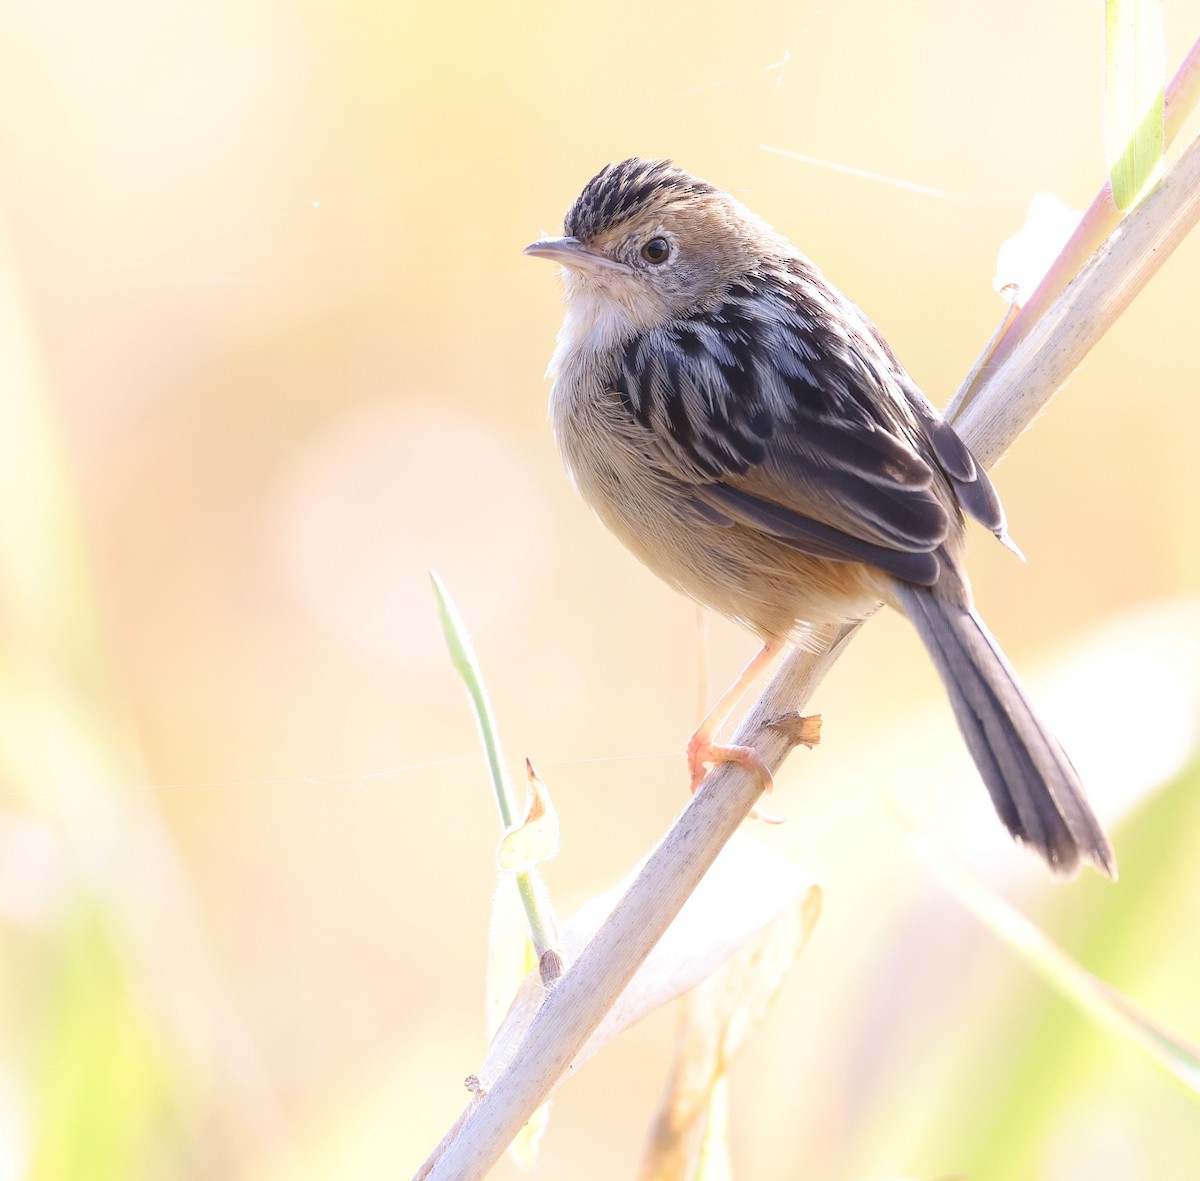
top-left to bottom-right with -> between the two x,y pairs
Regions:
921,844 -> 1200,1098
430,571 -> 557,962
430,571 -> 518,829
1106,0 -> 1165,210
431,572 -> 561,1170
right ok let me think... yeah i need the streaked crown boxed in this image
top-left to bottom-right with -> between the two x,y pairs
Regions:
564,158 -> 718,242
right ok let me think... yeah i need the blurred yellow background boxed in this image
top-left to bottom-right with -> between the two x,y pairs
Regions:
2,2 -> 1200,1179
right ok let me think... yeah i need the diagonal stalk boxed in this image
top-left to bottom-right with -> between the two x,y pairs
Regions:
418,132 -> 1200,1181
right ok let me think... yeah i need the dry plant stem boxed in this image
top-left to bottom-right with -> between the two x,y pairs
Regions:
948,33 -> 1200,420
1167,35 -> 1200,141
417,637 -> 846,1181
956,131 -> 1200,469
418,135 -> 1200,1181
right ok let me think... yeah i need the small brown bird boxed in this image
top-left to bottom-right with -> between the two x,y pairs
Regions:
526,158 -> 1115,878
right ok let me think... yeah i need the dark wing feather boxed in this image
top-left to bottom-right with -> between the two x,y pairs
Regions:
695,484 -> 942,586
615,262 -> 977,582
914,397 -> 1008,539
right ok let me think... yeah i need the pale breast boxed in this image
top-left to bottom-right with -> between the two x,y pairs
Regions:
549,362 -> 887,641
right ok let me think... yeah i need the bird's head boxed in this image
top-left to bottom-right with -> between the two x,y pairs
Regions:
525,159 -> 780,340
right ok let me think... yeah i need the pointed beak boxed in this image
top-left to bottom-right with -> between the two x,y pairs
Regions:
523,236 -> 628,273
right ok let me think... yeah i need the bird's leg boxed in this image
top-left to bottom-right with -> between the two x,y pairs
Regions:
687,639 -> 783,792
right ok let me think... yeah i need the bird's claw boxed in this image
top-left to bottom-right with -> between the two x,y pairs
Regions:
687,737 -> 775,794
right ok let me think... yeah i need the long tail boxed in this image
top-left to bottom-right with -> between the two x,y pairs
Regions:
894,583 -> 1116,878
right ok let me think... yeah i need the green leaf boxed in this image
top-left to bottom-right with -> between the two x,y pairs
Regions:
431,574 -> 562,1171
430,572 -> 559,956
1105,0 -> 1165,210
921,843 -> 1200,1098
430,571 -> 517,829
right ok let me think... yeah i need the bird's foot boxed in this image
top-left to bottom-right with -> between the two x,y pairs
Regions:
686,735 -> 782,822
687,734 -> 773,792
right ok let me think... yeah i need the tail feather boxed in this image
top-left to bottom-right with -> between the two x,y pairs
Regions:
895,583 -> 1116,878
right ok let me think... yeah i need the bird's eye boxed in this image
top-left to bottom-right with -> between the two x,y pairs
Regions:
641,237 -> 670,264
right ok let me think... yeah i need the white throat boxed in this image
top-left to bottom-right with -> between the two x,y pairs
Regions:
546,271 -> 666,379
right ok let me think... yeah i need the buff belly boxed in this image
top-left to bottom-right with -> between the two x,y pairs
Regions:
553,379 -> 891,642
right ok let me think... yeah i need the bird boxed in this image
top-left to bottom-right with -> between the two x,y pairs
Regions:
524,157 -> 1115,878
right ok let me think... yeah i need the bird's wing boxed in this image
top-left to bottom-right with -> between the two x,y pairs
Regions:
613,271 -> 1001,586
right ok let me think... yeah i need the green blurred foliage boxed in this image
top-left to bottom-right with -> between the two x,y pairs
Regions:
29,909 -> 180,1181
926,759 -> 1200,1181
